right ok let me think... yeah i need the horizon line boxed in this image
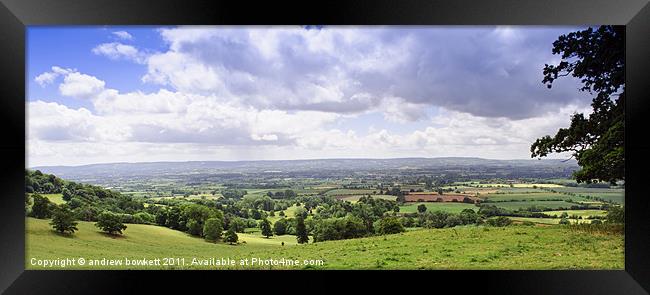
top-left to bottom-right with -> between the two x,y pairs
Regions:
29,155 -> 574,168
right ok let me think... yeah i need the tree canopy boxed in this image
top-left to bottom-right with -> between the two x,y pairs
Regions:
531,26 -> 624,185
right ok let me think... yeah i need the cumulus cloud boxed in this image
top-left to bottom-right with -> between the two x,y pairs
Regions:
92,42 -> 147,63
28,100 -> 131,142
58,72 -> 106,99
112,31 -> 133,40
34,66 -> 73,86
141,26 -> 590,119
28,26 -> 594,166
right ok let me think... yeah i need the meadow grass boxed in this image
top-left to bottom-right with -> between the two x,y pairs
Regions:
26,218 -> 622,270
37,193 -> 65,205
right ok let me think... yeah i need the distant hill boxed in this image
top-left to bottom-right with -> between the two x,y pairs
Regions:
31,157 -> 578,183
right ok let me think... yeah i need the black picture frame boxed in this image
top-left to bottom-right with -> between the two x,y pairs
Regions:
1,0 -> 649,294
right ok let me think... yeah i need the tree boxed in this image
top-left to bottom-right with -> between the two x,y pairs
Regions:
229,217 -> 247,233
61,188 -> 73,202
295,216 -> 309,244
417,204 -> 427,213
95,211 -> 127,235
531,26 -> 624,185
50,205 -> 78,235
25,193 -> 32,216
186,219 -> 203,236
273,218 -> 288,235
224,227 -> 238,244
259,218 -> 273,238
30,194 -> 54,219
203,217 -> 224,242
378,216 -> 405,235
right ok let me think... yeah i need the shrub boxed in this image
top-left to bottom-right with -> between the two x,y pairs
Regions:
605,206 -> 624,224
224,227 -> 238,244
486,216 -> 512,227
445,215 -> 462,227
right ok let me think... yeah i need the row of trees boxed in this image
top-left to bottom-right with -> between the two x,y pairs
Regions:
39,203 -> 128,236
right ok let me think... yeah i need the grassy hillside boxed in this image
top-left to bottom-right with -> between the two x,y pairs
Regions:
26,217 -> 623,270
38,193 -> 65,205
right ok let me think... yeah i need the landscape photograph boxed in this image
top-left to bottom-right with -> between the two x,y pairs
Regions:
25,25 -> 625,270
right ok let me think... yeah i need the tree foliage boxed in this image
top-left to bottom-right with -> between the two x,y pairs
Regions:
273,218 -> 288,235
531,26 -> 624,185
203,217 -> 224,242
95,211 -> 127,235
30,194 -> 54,219
259,218 -> 273,238
377,216 -> 405,235
50,205 -> 78,235
295,216 -> 309,244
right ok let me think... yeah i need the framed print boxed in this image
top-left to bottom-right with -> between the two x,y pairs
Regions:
1,0 -> 649,293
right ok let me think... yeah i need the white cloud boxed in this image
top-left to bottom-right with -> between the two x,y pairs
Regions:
112,31 -> 133,40
34,66 -> 73,86
28,26 -> 593,166
28,100 -> 131,142
141,26 -> 590,119
58,72 -> 106,99
92,42 -> 147,63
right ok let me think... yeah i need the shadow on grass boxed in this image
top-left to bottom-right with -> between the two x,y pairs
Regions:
98,231 -> 127,239
51,231 -> 76,238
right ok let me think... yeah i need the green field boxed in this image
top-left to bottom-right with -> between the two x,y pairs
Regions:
151,194 -> 222,201
26,217 -> 623,270
472,183 -> 563,188
547,187 -> 624,204
509,217 -> 595,225
399,202 -> 478,214
482,192 -> 590,202
339,195 -> 397,202
324,189 -> 377,196
494,187 -> 546,194
489,200 -> 580,211
38,193 -> 65,205
267,205 -> 301,224
543,210 -> 608,218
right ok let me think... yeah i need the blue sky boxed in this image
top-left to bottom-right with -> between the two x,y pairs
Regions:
27,26 -> 592,166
